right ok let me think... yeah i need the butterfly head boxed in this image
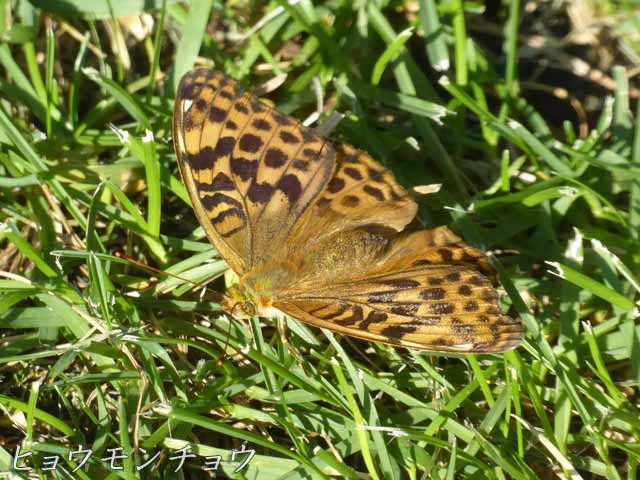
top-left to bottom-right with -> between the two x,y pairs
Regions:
222,285 -> 257,320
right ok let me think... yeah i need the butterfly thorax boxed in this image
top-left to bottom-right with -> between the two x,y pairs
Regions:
223,228 -> 386,319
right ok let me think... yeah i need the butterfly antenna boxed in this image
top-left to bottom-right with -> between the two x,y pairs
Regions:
113,252 -> 222,300
217,311 -> 235,367
115,252 -> 234,366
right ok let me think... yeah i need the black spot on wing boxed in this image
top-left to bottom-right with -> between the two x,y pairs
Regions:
465,301 -> 479,312
439,249 -> 454,262
220,225 -> 244,238
458,285 -> 472,296
264,148 -> 287,168
367,166 -> 382,179
195,99 -> 207,111
363,185 -> 385,201
302,148 -> 317,158
339,305 -> 363,326
201,193 -> 243,211
420,288 -> 445,300
344,167 -> 363,180
179,82 -> 199,100
186,147 -> 213,170
277,174 -> 302,205
360,310 -> 388,329
194,172 -> 235,193
247,181 -> 274,204
341,195 -> 359,207
231,157 -> 258,181
390,303 -> 420,316
292,160 -> 308,172
209,106 -> 227,122
376,279 -> 420,289
327,177 -> 345,194
380,324 -> 419,338
210,172 -> 235,191
446,272 -> 461,282
430,302 -> 455,315
315,197 -> 330,209
482,288 -> 498,302
452,323 -> 475,339
251,100 -> 266,113
279,131 -> 300,144
235,103 -> 249,114
252,118 -> 271,131
215,137 -> 236,158
239,133 -> 263,153
417,316 -> 441,325
187,137 -> 236,170
211,207 -> 245,225
300,129 -> 315,143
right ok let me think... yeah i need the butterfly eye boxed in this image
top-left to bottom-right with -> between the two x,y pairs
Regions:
231,302 -> 244,319
243,302 -> 256,317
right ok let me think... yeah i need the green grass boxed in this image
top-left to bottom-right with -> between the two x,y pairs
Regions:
1,1 -> 639,478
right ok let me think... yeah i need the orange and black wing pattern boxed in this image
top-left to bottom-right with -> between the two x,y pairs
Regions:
173,69 -> 335,274
173,69 -> 523,354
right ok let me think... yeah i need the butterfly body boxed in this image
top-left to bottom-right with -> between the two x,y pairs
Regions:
174,69 -> 523,353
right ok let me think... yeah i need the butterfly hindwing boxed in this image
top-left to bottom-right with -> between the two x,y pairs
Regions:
275,265 -> 522,353
273,224 -> 520,353
374,226 -> 494,275
291,144 -> 418,244
174,69 -> 336,274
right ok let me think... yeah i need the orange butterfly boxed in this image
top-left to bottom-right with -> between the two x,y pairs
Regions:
172,69 -> 522,353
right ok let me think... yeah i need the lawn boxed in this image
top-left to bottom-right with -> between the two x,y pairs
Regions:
0,0 -> 639,478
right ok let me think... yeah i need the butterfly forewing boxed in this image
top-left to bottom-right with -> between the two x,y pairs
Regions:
174,69 -> 523,354
174,69 -> 336,274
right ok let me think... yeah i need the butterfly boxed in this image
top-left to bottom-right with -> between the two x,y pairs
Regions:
172,69 -> 522,353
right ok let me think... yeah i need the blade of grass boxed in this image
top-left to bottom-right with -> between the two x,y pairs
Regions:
170,0 -> 213,93
418,0 -> 449,71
